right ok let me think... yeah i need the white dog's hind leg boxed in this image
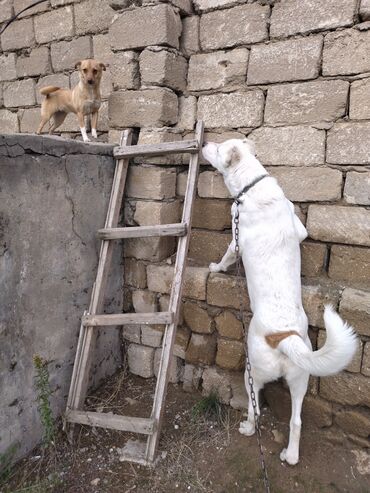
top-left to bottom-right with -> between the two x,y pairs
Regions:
209,241 -> 237,272
239,371 -> 262,436
280,372 -> 308,465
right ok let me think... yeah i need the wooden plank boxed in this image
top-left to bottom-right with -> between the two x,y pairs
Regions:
114,139 -> 198,158
67,410 -> 155,435
82,311 -> 173,327
145,120 -> 204,463
97,223 -> 187,240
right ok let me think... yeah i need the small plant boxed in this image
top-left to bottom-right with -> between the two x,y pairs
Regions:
33,355 -> 55,447
0,442 -> 19,484
191,391 -> 224,423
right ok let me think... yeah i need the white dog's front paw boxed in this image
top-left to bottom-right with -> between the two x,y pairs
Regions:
280,448 -> 299,466
239,420 -> 255,436
209,262 -> 222,273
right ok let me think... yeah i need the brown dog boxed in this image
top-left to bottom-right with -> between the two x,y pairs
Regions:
37,59 -> 106,142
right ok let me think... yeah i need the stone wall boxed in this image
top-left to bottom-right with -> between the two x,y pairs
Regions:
0,134 -> 122,461
1,0 -> 369,445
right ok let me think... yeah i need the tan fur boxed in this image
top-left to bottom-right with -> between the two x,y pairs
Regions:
265,330 -> 302,349
37,59 -> 106,140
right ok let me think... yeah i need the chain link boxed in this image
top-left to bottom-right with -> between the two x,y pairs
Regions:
234,205 -> 271,493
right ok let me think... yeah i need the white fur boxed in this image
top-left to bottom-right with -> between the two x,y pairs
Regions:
202,139 -> 358,465
80,126 -> 90,143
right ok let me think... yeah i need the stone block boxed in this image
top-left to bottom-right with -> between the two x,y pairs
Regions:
202,366 -> 231,404
16,47 -> 50,78
216,338 -> 244,370
51,0 -> 80,5
34,7 -> 73,43
110,52 -> 139,90
329,245 -> 370,285
74,0 -> 114,35
19,108 -> 42,133
335,410 -> 370,438
360,0 -> 370,20
36,74 -> 70,104
327,122 -> 370,165
198,90 -> 264,129
229,372 -> 248,410
193,198 -> 231,231
189,229 -> 231,264
109,89 -> 178,128
270,0 -> 356,38
110,4 -> 182,50
3,79 -> 36,108
193,0 -> 241,11
124,258 -> 147,289
247,36 -> 322,85
183,363 -> 203,392
318,330 -> 362,373
323,29 -> 370,76
176,96 -> 197,131
265,80 -> 349,125
14,0 -> 50,17
302,284 -> 339,329
188,48 -> 248,92
301,242 -> 327,278
215,310 -> 244,340
344,171 -> 370,205
250,125 -> 325,166
307,205 -> 370,247
126,165 -> 176,199
136,128 -> 183,165
200,4 -> 269,50
270,167 -> 342,202
134,200 -> 181,226
180,15 -> 199,56
93,34 -> 111,61
147,265 -> 209,300
350,78 -> 370,120
127,343 -> 154,378
51,37 -> 92,72
124,237 -> 175,262
140,48 -> 187,92
0,109 -> 19,134
1,18 -> 34,51
132,290 -> 157,313
198,171 -> 231,198
339,288 -> 370,337
185,333 -> 217,365
0,0 -> 12,23
183,301 -> 213,334
320,372 -> 370,407
301,396 -> 333,428
122,325 -> 141,344
154,348 -> 183,383
141,326 -> 164,347
362,342 -> 370,376
174,326 -> 191,359
0,54 -> 16,82
207,273 -> 250,310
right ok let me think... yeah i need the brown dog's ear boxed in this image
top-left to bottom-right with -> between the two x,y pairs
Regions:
225,146 -> 241,167
75,61 -> 82,70
99,62 -> 106,71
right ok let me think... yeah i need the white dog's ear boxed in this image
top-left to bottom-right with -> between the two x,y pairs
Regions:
243,138 -> 256,156
225,146 -> 241,167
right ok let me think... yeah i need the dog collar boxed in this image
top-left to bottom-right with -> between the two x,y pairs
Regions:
234,174 -> 269,205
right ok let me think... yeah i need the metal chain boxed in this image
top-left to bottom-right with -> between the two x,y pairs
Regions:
234,204 -> 271,493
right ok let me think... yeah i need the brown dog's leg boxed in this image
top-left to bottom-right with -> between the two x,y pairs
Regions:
77,112 -> 89,142
49,111 -> 67,134
37,117 -> 50,135
91,111 -> 98,139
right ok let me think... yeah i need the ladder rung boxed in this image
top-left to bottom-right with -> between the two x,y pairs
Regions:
66,410 -> 155,435
114,139 -> 199,158
97,223 -> 187,240
82,311 -> 174,326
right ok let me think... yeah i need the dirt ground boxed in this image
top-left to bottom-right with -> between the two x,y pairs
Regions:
1,371 -> 369,493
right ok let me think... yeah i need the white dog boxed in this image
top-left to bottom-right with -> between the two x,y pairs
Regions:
202,138 -> 357,465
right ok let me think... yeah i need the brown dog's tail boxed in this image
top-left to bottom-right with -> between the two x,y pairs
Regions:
40,86 -> 60,97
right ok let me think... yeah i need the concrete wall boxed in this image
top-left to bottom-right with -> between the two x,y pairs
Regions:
0,134 -> 122,461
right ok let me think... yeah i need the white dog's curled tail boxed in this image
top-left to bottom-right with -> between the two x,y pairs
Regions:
278,305 -> 358,377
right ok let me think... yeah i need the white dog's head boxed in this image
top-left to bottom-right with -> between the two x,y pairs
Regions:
202,138 -> 256,174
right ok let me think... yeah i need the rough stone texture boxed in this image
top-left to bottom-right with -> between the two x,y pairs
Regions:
140,49 -> 187,92
198,90 -> 264,129
360,0 -> 370,20
202,367 -> 231,404
16,47 -> 50,78
302,284 -> 339,329
327,123 -> 370,165
136,128 -> 182,165
183,302 -> 213,334
0,54 -> 17,82
193,199 -> 231,231
185,333 -> 217,365
270,0 -> 357,38
269,167 -> 342,202
318,330 -> 362,373
0,0 -> 13,23
189,230 -> 231,264
198,171 -> 231,198
344,172 -> 370,205
34,7 -> 74,44
174,326 -> 191,359
0,110 -> 19,133
329,245 -> 370,284
0,135 -> 121,462
154,349 -> 183,383
194,0 -> 242,11
110,4 -> 182,50
122,325 -> 141,344
109,89 -> 178,128
362,343 -> 370,376
74,0 -> 114,35
1,18 -> 34,51
3,79 -> 36,108
250,126 -> 325,166
36,74 -> 70,104
229,372 -> 248,410
216,339 -> 244,370
110,52 -> 139,91
147,265 -> 209,301
350,78 -> 370,120
176,96 -> 197,131
207,273 -> 250,311
302,396 -> 333,428
51,37 -> 92,72
265,80 -> 349,125
134,200 -> 181,226
127,344 -> 154,378
339,288 -> 370,337
188,49 -> 249,91
180,15 -> 200,56
301,242 -> 327,278
335,410 -> 370,438
183,364 -> 203,391
307,205 -> 370,247
323,29 -> 370,76
215,311 -> 244,340
141,326 -> 164,348
126,166 -> 176,199
124,259 -> 147,289
320,372 -> 370,407
200,4 -> 269,50
247,36 -> 322,85
124,237 -> 175,262
14,0 -> 49,17
132,290 -> 157,313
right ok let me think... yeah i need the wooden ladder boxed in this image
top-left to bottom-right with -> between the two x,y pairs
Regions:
65,120 -> 204,465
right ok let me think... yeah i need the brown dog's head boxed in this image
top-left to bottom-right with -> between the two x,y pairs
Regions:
75,59 -> 106,86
